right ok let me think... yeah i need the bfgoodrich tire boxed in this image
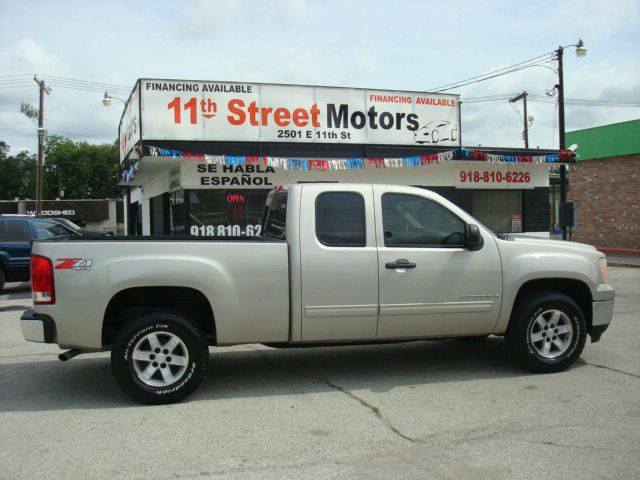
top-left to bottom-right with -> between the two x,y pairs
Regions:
506,291 -> 586,373
111,311 -> 209,404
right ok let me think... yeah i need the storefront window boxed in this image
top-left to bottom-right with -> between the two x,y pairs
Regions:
150,193 -> 169,235
169,190 -> 186,235
188,189 -> 269,237
472,190 -> 522,234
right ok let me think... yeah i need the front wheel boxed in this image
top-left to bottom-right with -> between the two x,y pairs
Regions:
111,311 -> 209,404
506,291 -> 586,373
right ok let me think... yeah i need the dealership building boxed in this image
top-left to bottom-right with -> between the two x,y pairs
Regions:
118,79 -> 568,237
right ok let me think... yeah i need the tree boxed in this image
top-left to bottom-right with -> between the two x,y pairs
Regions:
0,141 -> 37,200
0,136 -> 121,200
44,135 -> 121,199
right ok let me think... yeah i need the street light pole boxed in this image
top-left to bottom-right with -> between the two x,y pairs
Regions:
555,39 -> 586,240
556,45 -> 568,240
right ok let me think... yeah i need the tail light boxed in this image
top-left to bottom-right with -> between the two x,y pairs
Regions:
31,254 -> 55,304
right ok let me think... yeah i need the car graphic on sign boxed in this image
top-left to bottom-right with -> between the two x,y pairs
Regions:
414,120 -> 458,144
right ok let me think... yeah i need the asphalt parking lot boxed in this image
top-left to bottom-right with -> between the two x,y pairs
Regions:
1,268 -> 639,480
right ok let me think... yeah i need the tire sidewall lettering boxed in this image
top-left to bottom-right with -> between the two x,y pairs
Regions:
155,361 -> 197,395
123,324 -> 164,361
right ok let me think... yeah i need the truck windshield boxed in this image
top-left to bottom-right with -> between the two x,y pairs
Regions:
262,191 -> 288,239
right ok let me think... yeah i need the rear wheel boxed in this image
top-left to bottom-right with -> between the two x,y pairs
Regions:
111,311 -> 209,404
0,269 -> 5,292
506,291 -> 586,373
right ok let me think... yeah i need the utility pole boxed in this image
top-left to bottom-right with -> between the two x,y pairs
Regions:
509,91 -> 529,149
556,46 -> 568,240
33,76 -> 49,216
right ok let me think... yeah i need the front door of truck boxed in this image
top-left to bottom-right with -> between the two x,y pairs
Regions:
374,187 -> 502,338
299,185 -> 379,341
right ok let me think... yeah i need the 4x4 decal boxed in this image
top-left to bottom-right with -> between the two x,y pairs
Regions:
55,258 -> 93,271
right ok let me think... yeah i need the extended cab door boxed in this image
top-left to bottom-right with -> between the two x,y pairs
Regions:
374,186 -> 502,338
298,184 -> 379,341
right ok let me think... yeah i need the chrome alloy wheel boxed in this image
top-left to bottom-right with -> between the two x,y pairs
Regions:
529,309 -> 574,359
132,332 -> 189,387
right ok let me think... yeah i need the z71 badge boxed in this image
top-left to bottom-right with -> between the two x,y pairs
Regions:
55,258 -> 93,271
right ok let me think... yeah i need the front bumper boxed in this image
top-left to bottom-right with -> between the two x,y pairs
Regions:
590,299 -> 614,342
20,308 -> 56,343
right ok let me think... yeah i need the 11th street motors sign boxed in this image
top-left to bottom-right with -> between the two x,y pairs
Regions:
120,79 -> 460,160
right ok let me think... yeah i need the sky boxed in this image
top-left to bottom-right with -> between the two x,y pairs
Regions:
1,0 -> 639,155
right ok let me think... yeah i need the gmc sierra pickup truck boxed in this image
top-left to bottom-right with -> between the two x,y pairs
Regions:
21,184 -> 615,403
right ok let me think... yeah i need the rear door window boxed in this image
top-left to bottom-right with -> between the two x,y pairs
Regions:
315,192 -> 366,247
5,220 -> 31,242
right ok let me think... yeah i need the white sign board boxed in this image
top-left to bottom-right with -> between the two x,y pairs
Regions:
138,79 -> 460,149
178,160 -> 548,190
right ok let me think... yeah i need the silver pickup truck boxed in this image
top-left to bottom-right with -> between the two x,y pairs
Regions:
21,183 -> 615,403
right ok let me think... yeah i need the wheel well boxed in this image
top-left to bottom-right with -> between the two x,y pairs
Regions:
102,287 -> 216,347
512,279 -> 593,332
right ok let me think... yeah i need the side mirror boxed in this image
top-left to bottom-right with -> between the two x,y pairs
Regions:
466,224 -> 483,251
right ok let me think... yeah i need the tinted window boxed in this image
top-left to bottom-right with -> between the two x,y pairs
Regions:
6,220 -> 31,242
382,193 -> 465,247
0,221 -> 6,242
33,221 -> 72,239
262,191 -> 288,240
316,192 -> 366,247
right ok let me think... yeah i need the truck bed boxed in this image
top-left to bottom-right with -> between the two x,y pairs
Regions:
32,236 -> 290,348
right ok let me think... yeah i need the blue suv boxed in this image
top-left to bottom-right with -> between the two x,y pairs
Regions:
0,215 -> 79,291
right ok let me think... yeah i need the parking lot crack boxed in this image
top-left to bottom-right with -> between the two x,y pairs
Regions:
578,360 -> 640,380
252,347 -> 422,444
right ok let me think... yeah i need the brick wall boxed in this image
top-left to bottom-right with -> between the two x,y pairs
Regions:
569,154 -> 639,249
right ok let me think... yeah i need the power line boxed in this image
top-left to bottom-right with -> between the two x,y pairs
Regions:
44,82 -> 130,95
0,74 -> 33,78
0,73 -> 132,95
463,94 -> 640,107
462,94 -> 516,103
41,75 -> 131,90
0,83 -> 36,88
428,52 -> 555,92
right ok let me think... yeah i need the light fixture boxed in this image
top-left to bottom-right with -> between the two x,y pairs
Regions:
102,91 -> 126,107
575,38 -> 587,57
